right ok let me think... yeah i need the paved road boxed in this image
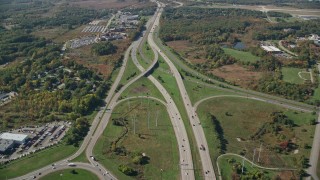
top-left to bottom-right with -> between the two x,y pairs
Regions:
130,2 -> 195,179
84,2 -> 165,179
148,4 -> 216,179
305,63 -> 320,180
152,28 -> 316,113
216,153 -> 296,180
307,113 -> 320,180
278,40 -> 298,57
24,162 -> 105,180
194,95 -> 312,113
11,13 -> 124,180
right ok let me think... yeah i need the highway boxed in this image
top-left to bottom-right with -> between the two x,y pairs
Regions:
10,0 -> 320,179
149,25 -> 216,180
129,2 -> 195,179
307,63 -> 320,180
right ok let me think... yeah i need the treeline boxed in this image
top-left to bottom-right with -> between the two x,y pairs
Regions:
202,0 -> 320,9
128,18 -> 147,41
0,42 -> 109,130
253,19 -> 320,41
0,30 -> 47,65
18,7 -> 108,29
250,56 -> 314,101
92,42 -> 117,56
160,7 -> 265,44
205,44 -> 236,68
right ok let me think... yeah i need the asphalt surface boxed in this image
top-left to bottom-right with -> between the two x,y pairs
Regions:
10,1 -> 320,179
307,63 -> 320,180
151,29 -> 216,180
130,2 -> 195,179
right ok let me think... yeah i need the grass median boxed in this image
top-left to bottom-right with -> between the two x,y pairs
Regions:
93,99 -> 179,179
40,168 -> 99,180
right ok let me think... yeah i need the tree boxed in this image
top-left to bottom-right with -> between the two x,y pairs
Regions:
91,42 -> 117,56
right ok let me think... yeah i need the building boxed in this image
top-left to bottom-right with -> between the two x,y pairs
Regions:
0,139 -> 15,153
0,133 -> 28,144
261,45 -> 282,54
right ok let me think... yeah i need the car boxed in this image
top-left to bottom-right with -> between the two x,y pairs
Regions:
68,163 -> 76,167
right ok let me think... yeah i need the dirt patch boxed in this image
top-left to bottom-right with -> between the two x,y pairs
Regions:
166,40 -> 207,64
130,86 -> 149,94
277,171 -> 297,179
64,39 -> 130,79
211,64 -> 261,88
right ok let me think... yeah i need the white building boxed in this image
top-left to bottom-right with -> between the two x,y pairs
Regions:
0,133 -> 28,144
261,45 -> 281,53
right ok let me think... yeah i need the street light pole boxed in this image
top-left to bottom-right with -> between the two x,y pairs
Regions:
148,98 -> 150,129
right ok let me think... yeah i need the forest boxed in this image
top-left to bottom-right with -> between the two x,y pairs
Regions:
200,0 -> 320,9
160,7 -> 320,102
0,0 -> 114,132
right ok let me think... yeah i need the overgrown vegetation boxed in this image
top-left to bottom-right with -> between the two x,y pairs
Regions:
160,7 -> 320,102
91,42 -> 117,56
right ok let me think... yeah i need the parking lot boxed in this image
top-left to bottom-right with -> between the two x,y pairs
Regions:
82,25 -> 107,33
0,121 -> 70,163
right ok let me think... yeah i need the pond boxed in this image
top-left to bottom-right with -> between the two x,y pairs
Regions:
233,42 -> 246,50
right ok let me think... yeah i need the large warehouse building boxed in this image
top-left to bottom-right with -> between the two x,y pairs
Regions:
0,133 -> 28,144
0,139 -> 15,153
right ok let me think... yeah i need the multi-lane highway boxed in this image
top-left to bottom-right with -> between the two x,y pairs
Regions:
130,9 -> 195,177
10,0 -> 320,179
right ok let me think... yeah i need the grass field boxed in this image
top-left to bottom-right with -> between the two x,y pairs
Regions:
282,67 -> 306,84
0,143 -> 77,179
196,97 -> 316,178
222,48 -> 260,63
218,155 -> 277,180
120,76 -> 165,101
40,169 -> 98,180
184,79 -> 233,105
93,99 -> 179,179
119,55 -> 140,85
142,42 -> 154,61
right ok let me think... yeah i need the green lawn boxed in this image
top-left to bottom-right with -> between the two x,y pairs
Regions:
137,50 -> 151,69
184,78 -> 233,105
142,41 -> 154,61
40,169 -> 98,180
120,76 -> 165,102
93,99 -> 179,179
196,97 -> 316,173
0,143 -> 78,179
282,67 -> 305,84
72,150 -> 90,163
119,56 -> 140,85
222,48 -> 260,63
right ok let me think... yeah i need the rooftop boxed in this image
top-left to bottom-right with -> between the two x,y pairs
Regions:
261,45 -> 281,52
0,139 -> 14,152
0,133 -> 28,142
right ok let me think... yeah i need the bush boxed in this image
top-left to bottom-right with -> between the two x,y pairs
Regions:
118,164 -> 137,176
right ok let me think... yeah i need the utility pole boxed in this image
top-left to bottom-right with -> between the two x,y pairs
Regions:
155,110 -> 159,127
252,149 -> 256,167
241,158 -> 244,174
133,116 -> 136,135
258,143 -> 262,163
147,98 -> 150,129
128,100 -> 131,111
